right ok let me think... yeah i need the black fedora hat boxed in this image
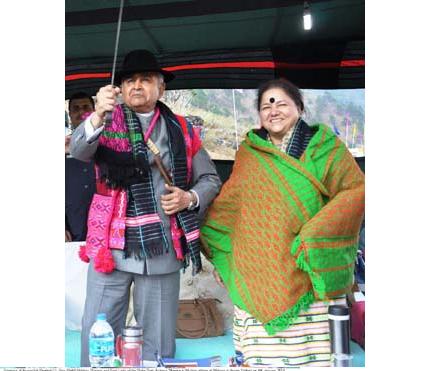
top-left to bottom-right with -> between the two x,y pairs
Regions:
114,49 -> 175,85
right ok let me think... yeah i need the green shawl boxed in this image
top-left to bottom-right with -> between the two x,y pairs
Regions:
201,124 -> 364,335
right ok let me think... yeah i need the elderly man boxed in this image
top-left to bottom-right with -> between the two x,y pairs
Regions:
65,92 -> 96,242
70,49 -> 221,366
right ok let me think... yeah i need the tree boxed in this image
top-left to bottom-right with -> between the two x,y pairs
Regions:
162,90 -> 196,113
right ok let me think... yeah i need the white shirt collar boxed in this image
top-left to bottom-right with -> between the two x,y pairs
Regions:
135,110 -> 155,119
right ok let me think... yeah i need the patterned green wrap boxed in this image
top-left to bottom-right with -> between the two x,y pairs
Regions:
201,124 -> 364,335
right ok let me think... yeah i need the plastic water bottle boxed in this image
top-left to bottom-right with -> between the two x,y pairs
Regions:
89,313 -> 115,367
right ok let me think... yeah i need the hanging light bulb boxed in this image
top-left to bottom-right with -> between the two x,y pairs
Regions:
303,1 -> 312,30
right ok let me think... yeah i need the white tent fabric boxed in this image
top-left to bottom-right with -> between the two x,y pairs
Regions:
65,242 -> 88,330
64,242 -> 234,331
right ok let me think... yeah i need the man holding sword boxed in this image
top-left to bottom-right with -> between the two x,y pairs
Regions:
70,49 -> 221,366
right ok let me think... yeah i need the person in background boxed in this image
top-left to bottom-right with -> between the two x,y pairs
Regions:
70,49 -> 221,366
65,92 -> 96,241
201,78 -> 364,367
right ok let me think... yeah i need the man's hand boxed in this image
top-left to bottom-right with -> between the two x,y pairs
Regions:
65,135 -> 71,154
213,269 -> 225,288
91,85 -> 121,129
65,229 -> 72,242
160,184 -> 192,215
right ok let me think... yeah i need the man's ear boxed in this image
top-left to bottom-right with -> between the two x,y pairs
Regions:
158,82 -> 166,99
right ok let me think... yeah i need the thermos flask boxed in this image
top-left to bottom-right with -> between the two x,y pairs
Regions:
115,326 -> 144,366
328,304 -> 352,367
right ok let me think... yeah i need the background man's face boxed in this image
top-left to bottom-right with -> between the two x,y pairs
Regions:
69,98 -> 94,128
121,72 -> 165,113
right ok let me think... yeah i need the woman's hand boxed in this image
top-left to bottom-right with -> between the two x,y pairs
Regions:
213,269 -> 225,288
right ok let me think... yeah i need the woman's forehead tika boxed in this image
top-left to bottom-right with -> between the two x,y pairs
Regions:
262,98 -> 287,106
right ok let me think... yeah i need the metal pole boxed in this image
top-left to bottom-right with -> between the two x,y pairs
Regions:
232,89 -> 239,150
110,0 -> 125,86
345,115 -> 349,147
105,0 -> 125,126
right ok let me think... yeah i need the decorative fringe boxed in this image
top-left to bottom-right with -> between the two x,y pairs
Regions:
264,290 -> 315,335
124,237 -> 167,260
291,235 -> 327,300
78,245 -> 90,263
94,247 -> 115,273
296,248 -> 327,300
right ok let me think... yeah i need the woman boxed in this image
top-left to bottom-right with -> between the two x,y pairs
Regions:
201,79 -> 364,367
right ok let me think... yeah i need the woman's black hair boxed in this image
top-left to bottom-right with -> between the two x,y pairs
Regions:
256,79 -> 304,113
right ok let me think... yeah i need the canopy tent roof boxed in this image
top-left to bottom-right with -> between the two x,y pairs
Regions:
65,0 -> 364,98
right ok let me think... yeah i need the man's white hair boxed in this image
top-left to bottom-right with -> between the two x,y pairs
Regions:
157,73 -> 164,84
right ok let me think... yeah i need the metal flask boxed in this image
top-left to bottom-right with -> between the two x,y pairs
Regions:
328,304 -> 353,367
116,326 -> 144,366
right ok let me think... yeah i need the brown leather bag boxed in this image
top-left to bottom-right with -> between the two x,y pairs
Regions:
176,298 -> 224,338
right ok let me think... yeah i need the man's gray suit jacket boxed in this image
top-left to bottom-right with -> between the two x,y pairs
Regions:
70,110 -> 221,275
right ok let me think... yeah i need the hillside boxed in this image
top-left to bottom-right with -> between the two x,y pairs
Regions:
162,88 -> 365,159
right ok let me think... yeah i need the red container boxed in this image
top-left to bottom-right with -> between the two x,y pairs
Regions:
116,326 -> 143,366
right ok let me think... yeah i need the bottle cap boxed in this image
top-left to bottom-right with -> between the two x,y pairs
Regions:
96,313 -> 107,321
112,357 -> 122,367
122,326 -> 143,337
328,305 -> 349,316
